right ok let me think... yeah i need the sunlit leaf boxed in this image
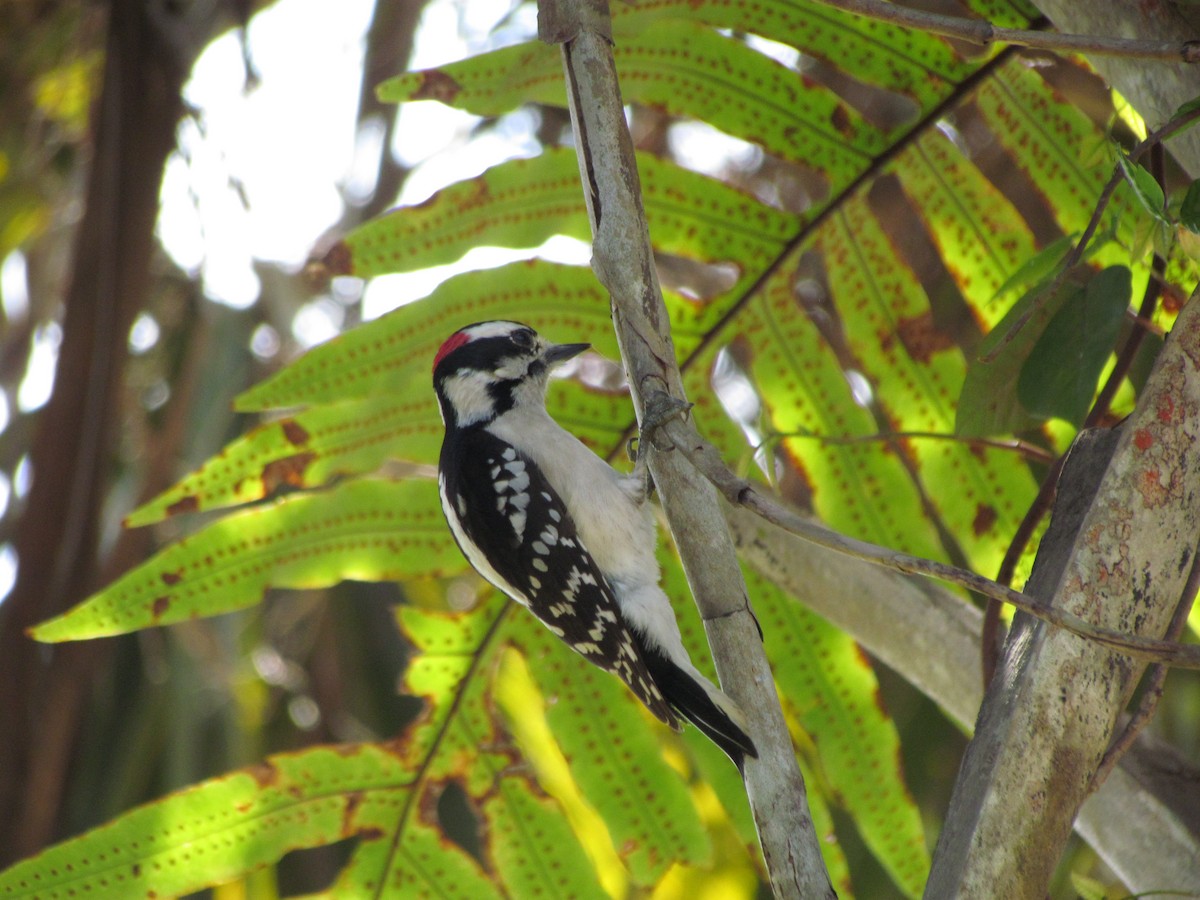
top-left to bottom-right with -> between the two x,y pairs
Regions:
320,151 -> 588,280
32,53 -> 101,134
1068,871 -> 1111,900
0,743 -> 417,900
127,394 -> 443,525
511,605 -> 711,884
397,594 -> 715,893
310,146 -> 791,329
494,649 -> 630,897
11,0 -> 1195,896
382,21 -> 887,177
892,129 -> 1039,318
237,260 -> 618,411
820,184 -> 1037,572
32,479 -> 456,642
609,0 -> 978,105
682,279 -> 948,562
974,63 -> 1143,281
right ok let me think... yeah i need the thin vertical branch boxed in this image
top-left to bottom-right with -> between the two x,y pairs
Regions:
538,1 -> 836,896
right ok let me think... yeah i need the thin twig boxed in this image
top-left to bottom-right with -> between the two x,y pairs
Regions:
982,452 -> 1065,684
646,391 -> 1200,670
821,0 -> 1200,61
762,428 -> 1055,464
1070,145 -> 1166,406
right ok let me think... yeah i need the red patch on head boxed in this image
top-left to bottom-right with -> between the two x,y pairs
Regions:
433,331 -> 472,373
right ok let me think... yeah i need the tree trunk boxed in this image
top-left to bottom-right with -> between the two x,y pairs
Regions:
926,288 -> 1200,897
0,0 -> 192,862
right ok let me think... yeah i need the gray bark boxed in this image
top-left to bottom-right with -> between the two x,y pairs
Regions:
728,503 -> 1200,895
925,289 -> 1200,897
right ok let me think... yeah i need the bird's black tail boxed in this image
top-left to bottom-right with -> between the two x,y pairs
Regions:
635,633 -> 758,769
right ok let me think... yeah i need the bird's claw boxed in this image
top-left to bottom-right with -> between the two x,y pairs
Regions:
626,436 -> 641,463
627,391 -> 693,502
640,390 -> 694,450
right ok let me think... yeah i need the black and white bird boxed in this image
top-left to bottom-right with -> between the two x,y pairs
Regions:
433,320 -> 756,767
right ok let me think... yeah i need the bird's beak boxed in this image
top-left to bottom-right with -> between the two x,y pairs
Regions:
542,342 -> 590,366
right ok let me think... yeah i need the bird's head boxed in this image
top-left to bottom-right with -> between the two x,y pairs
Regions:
433,321 -> 589,428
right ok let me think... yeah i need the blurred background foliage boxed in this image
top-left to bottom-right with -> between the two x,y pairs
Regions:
1,0 -> 1199,897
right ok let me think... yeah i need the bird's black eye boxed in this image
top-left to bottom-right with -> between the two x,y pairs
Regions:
510,329 -> 536,350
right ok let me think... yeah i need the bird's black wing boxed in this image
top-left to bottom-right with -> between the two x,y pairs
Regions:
439,427 -> 678,728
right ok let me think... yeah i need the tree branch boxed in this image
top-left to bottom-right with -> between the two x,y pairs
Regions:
724,506 -> 1200,895
645,392 -> 1200,670
926,285 -> 1200,896
820,0 -> 1200,61
540,0 -> 836,896
1091,535 -> 1200,791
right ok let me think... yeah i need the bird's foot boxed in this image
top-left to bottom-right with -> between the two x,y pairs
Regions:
641,391 -> 693,449
626,391 -> 693,502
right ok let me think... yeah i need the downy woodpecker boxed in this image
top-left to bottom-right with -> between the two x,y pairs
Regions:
433,320 -> 756,766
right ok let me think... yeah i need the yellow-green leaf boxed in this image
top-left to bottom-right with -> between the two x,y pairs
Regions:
33,479 -> 456,642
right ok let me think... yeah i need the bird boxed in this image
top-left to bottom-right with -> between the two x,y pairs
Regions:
432,319 -> 756,767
